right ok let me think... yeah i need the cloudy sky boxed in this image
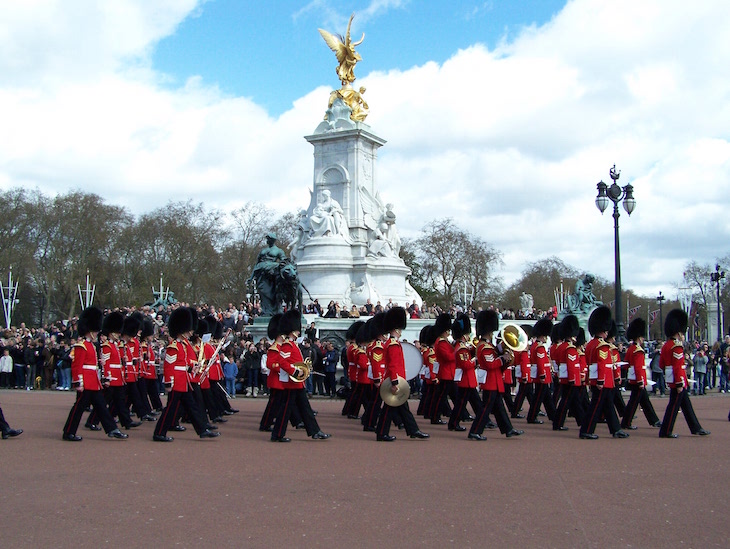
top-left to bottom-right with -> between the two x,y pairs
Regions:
1,0 -> 729,301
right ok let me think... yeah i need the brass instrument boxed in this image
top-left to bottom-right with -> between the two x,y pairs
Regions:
198,329 -> 232,382
289,357 -> 312,382
497,324 -> 529,366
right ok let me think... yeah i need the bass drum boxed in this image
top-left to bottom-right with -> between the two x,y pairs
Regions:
402,341 -> 423,381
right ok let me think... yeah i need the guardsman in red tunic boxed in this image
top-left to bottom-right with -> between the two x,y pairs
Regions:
621,317 -> 661,430
469,310 -> 523,440
553,315 -> 585,431
606,321 -> 627,418
416,325 -> 437,418
549,324 -> 563,407
343,321 -> 367,419
259,314 -> 285,432
271,310 -> 330,442
153,307 -> 219,442
511,324 -> 534,419
353,322 -> 375,430
62,307 -> 127,441
579,306 -> 629,439
429,313 -> 456,425
375,307 -> 429,441
448,313 -> 481,432
205,316 -> 238,416
363,314 -> 391,431
140,319 -> 164,413
98,311 -> 140,430
658,309 -> 710,438
121,314 -> 155,422
526,318 -> 557,424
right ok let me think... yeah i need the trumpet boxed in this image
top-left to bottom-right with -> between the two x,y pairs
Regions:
289,357 -> 312,382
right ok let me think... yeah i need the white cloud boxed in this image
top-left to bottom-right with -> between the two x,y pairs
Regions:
0,0 -> 729,301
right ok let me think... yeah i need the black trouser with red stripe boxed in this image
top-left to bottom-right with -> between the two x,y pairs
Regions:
154,390 -> 207,437
376,400 -> 419,438
553,383 -> 584,429
622,385 -> 660,428
143,377 -> 163,411
581,387 -> 620,435
512,381 -> 534,417
527,382 -> 556,422
88,385 -> 134,428
471,390 -> 513,436
659,388 -> 702,436
272,389 -> 319,439
449,387 -> 483,430
63,390 -> 117,436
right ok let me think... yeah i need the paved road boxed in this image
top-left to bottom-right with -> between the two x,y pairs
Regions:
0,389 -> 728,548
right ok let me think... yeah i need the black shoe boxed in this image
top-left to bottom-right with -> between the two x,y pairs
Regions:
377,434 -> 396,441
200,430 -> 220,438
625,425 -> 638,430
229,409 -> 240,413
468,433 -> 487,441
653,421 -> 662,428
2,428 -> 22,439
212,417 -> 228,423
347,415 -> 360,420
396,424 -> 405,430
612,430 -> 629,438
124,421 -> 143,430
512,414 -> 525,419
271,436 -> 291,442
486,421 -> 497,429
695,429 -> 711,436
62,433 -> 83,441
172,425 -> 187,432
579,433 -> 598,440
448,425 -> 466,432
259,426 -> 273,432
465,415 -> 475,421
431,419 -> 446,425
363,426 -> 376,432
84,424 -> 102,431
527,419 -> 544,424
553,426 -> 569,431
312,431 -> 331,440
410,431 -> 430,439
506,429 -> 524,437
107,429 -> 128,439
295,422 -> 305,430
205,424 -> 218,430
153,435 -> 174,442
222,410 -> 235,415
660,433 -> 678,438
538,411 -> 546,416
141,414 -> 156,422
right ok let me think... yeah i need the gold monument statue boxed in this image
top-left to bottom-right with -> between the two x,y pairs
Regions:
319,13 -> 369,122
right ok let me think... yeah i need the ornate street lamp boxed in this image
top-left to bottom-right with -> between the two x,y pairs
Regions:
710,264 -> 725,342
656,291 -> 665,341
595,164 -> 635,341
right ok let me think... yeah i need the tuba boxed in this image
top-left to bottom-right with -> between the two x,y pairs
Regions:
497,324 -> 529,366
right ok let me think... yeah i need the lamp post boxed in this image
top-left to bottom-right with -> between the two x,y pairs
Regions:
710,264 -> 725,342
656,291 -> 665,341
595,164 -> 635,342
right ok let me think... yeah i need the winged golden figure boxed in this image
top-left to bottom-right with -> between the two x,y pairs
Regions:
318,13 -> 364,86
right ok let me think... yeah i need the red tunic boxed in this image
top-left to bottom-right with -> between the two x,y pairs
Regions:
101,340 -> 125,387
206,342 -> 223,382
585,338 -> 601,387
71,339 -> 102,391
164,339 -> 190,392
595,340 -> 615,389
625,343 -> 647,386
355,346 -> 371,385
266,342 -> 287,390
455,341 -> 477,389
515,348 -> 531,382
141,342 -> 157,380
556,340 -> 570,384
565,343 -> 581,385
281,340 -> 305,390
434,337 -> 456,381
477,340 -> 505,392
384,337 -> 406,383
367,340 -> 386,383
346,343 -> 358,382
660,339 -> 688,389
531,341 -> 551,385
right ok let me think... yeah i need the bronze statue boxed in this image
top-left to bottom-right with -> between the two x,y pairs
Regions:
318,13 -> 364,86
249,233 -> 288,316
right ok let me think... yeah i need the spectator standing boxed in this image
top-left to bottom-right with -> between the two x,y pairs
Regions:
650,349 -> 665,396
0,348 -> 13,389
244,342 -> 261,396
222,351 -> 238,398
692,344 -> 708,395
324,342 -> 338,397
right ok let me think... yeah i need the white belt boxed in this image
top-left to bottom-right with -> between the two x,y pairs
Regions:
108,364 -> 122,369
174,366 -> 188,371
82,365 -> 97,370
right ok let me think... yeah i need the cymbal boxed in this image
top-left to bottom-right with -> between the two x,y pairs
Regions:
380,375 -> 410,407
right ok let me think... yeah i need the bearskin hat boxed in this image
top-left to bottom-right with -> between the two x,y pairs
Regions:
267,313 -> 283,340
195,317 -> 209,338
451,313 -> 471,340
370,312 -> 387,337
588,305 -> 612,336
422,325 -> 438,347
383,306 -> 407,333
560,315 -> 580,340
520,324 -> 533,339
355,321 -> 372,346
278,309 -> 302,336
187,308 -> 199,334
101,311 -> 124,336
168,307 -> 193,339
533,317 -> 553,338
140,319 -> 155,339
626,317 -> 646,342
551,323 -> 562,342
346,320 -> 365,342
576,327 -> 586,347
664,309 -> 688,338
207,316 -> 223,340
78,306 -> 103,337
607,320 -> 617,340
476,310 -> 499,337
434,313 -> 452,336
121,314 -> 142,338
